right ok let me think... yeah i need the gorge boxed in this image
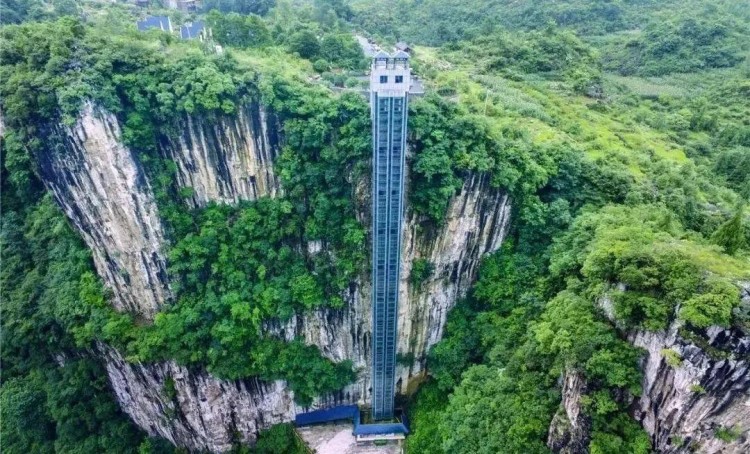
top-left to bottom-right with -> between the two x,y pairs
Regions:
33,99 -> 510,451
2,3 -> 750,453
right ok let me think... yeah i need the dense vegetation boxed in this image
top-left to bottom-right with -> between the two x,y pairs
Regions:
0,186 -> 168,452
391,0 -> 750,452
0,5 -> 374,405
2,0 -> 749,453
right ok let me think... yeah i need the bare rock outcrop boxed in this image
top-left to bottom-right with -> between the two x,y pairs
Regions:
549,287 -> 750,454
630,322 -> 750,453
548,370 -> 592,453
160,103 -> 280,208
40,101 -> 511,451
38,103 -> 169,317
102,345 -> 297,452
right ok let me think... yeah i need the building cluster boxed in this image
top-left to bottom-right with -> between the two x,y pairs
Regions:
134,0 -> 200,12
136,16 -> 210,41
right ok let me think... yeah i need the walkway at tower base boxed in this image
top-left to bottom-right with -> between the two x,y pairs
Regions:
294,405 -> 409,441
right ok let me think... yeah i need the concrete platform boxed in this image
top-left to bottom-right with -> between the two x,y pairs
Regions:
296,422 -> 402,454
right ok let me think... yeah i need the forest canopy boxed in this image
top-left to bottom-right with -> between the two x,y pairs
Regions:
1,0 -> 749,453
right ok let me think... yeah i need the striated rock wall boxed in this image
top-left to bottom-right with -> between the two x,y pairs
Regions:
547,370 -> 592,453
269,173 -> 512,403
97,173 -> 510,451
630,321 -> 750,453
102,344 -> 298,452
159,103 -> 280,208
396,172 -> 510,388
38,103 -> 169,317
35,102 -> 282,318
40,101 -> 512,451
550,287 -> 750,454
90,173 -> 509,451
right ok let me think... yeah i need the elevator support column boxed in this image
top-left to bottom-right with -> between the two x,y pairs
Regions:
369,50 -> 412,420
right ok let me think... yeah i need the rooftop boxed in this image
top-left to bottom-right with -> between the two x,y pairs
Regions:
136,16 -> 171,32
180,20 -> 205,39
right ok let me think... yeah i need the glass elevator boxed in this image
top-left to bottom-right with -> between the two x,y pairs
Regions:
369,51 -> 411,420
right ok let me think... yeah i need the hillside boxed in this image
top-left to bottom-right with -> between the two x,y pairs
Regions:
1,0 -> 749,453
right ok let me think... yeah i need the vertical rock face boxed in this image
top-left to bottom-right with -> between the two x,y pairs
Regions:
160,103 -> 280,208
630,322 -> 750,453
547,370 -> 592,453
396,173 -> 511,388
99,171 -> 510,452
268,173 -> 511,402
102,345 -> 298,453
38,103 -> 169,317
41,102 -> 512,451
550,288 -> 750,454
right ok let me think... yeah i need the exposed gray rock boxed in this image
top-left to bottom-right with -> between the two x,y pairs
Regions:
630,323 -> 750,453
552,285 -> 750,453
101,345 -> 298,452
46,101 -> 750,454
38,103 -> 169,317
264,172 -> 511,404
548,370 -> 592,453
101,170 -> 510,452
396,173 -> 511,388
160,103 -> 280,208
42,102 -> 511,451
100,169 -> 510,451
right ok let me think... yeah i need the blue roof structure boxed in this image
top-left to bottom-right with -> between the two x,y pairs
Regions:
295,405 -> 358,426
352,422 -> 409,436
295,405 -> 409,438
137,16 -> 171,32
180,20 -> 205,39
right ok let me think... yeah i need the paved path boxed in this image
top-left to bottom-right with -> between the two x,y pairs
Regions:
296,422 -> 402,454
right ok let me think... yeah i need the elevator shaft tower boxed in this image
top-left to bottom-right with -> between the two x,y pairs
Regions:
370,50 -> 411,421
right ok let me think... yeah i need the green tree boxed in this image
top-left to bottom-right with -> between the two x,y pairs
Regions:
711,205 -> 747,255
207,11 -> 270,48
288,29 -> 320,59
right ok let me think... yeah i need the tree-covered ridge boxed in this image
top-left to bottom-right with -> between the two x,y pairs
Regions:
0,14 -> 369,407
600,17 -> 748,76
397,1 -> 749,451
351,0 -> 750,47
2,1 -> 750,453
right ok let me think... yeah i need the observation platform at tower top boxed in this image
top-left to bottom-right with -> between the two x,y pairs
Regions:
355,36 -> 425,96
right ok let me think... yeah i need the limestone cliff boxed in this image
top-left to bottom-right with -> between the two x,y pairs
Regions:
37,101 -> 511,451
549,287 -> 750,454
36,102 -> 282,318
159,103 -> 280,208
101,344 -> 297,451
106,172 -> 510,452
38,103 -> 169,317
630,321 -> 750,453
41,100 -> 750,454
268,172 -> 511,401
547,370 -> 592,453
